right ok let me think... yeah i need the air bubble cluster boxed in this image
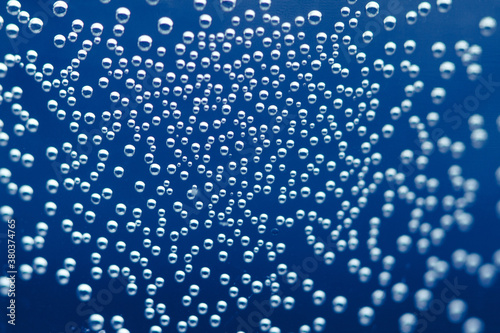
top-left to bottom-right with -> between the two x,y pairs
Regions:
0,0 -> 498,332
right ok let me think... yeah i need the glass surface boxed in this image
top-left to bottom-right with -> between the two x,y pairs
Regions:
0,1 -> 499,332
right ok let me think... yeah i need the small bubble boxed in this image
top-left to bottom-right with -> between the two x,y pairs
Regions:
365,2 -> 380,18
158,17 -> 173,35
307,10 -> 322,25
52,1 -> 68,18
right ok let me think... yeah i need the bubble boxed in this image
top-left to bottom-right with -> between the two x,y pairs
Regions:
384,16 -> 397,31
19,185 -> 33,201
307,10 -> 322,25
111,315 -> 125,330
89,314 -> 105,332
399,313 -> 417,333
32,257 -> 48,274
414,289 -> 432,311
431,87 -> 446,104
439,61 -> 455,79
478,16 -> 496,37
391,282 -> 409,302
124,144 -> 136,157
81,85 -> 93,98
220,0 -> 236,12
44,202 -> 57,216
158,17 -> 174,35
365,2 -> 380,18
56,269 -> 70,285
138,35 -> 153,51
52,1 -> 68,17
210,314 -> 221,327
259,0 -> 272,11
478,263 -> 496,288
470,129 -> 488,149
54,34 -> 66,48
384,42 -> 397,56
0,206 -> 14,222
462,317 -> 484,333
447,299 -> 468,323
436,0 -> 452,13
418,2 -> 432,16
465,253 -> 482,275
6,1 -> 21,16
0,63 -> 7,78
71,19 -> 84,33
298,148 -> 309,159
194,0 -> 207,11
199,14 -> 213,29
19,264 -> 33,281
358,306 -> 375,326
332,296 -> 347,313
406,11 -> 418,25
243,251 -> 254,263
312,290 -> 326,306
5,23 -> 19,38
116,7 -> 131,24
